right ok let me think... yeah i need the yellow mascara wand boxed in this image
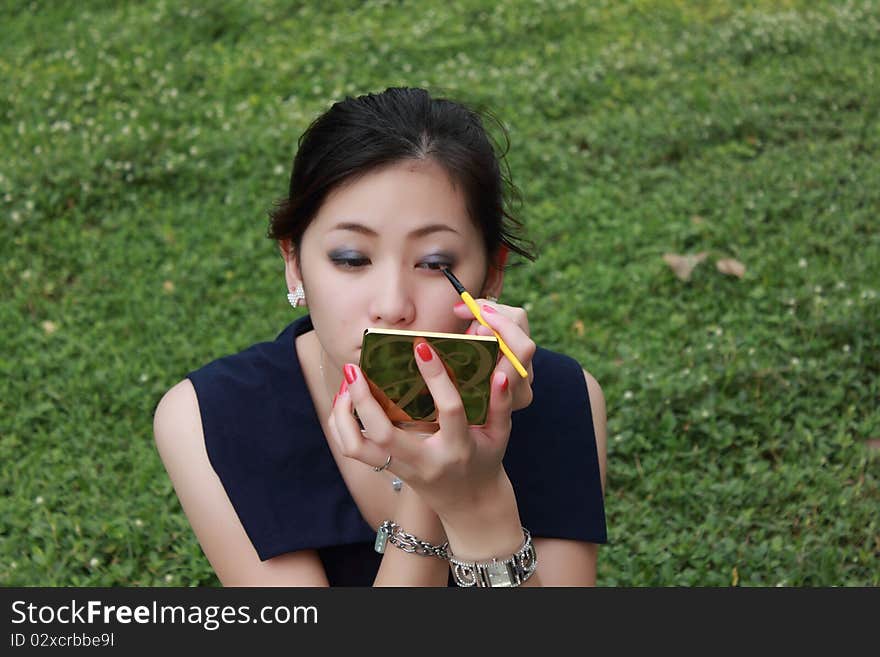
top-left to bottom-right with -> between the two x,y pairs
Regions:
441,267 -> 529,379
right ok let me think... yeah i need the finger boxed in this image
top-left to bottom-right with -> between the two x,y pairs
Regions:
337,363 -> 426,476
477,305 -> 535,379
453,298 -> 499,320
339,364 -> 397,448
330,387 -> 388,467
413,339 -> 470,443
483,370 -> 513,436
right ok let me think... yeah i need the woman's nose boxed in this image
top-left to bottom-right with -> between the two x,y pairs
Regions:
368,270 -> 415,326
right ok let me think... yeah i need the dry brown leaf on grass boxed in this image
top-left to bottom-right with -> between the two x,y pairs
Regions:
662,252 -> 708,281
571,319 -> 585,336
716,258 -> 746,278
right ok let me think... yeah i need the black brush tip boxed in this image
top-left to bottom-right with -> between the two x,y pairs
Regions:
440,267 -> 466,294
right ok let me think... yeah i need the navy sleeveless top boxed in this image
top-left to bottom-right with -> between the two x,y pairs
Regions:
187,314 -> 606,586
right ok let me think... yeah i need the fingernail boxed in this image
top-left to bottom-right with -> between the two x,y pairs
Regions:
343,364 -> 358,384
481,304 -> 496,314
454,301 -> 466,310
499,372 -> 509,392
332,393 -> 338,407
416,342 -> 433,362
338,379 -> 348,396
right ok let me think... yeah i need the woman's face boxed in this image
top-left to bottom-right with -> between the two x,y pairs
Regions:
284,158 -> 502,370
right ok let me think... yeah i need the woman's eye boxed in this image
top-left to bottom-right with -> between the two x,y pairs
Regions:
331,256 -> 370,269
418,260 -> 453,270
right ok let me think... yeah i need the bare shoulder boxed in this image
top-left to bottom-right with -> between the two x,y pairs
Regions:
153,379 -> 329,586
580,368 -> 607,494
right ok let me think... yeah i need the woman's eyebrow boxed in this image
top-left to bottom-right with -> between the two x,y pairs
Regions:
329,221 -> 460,239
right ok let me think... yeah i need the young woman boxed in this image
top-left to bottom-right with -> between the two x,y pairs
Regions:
153,87 -> 607,586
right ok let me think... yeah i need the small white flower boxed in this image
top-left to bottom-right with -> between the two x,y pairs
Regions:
273,164 -> 284,175
613,434 -> 623,442
715,327 -> 723,336
700,409 -> 710,418
798,258 -> 807,268
813,285 -> 822,295
188,145 -> 198,156
623,390 -> 633,400
706,342 -> 714,350
10,561 -> 17,569
164,574 -> 173,583
842,344 -> 850,353
835,281 -> 846,290
139,373 -> 149,383
90,558 -> 100,568
35,496 -> 44,505
748,348 -> 755,355
791,358 -> 800,366
134,519 -> 144,527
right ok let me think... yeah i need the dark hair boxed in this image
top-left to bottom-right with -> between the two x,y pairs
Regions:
267,87 -> 536,270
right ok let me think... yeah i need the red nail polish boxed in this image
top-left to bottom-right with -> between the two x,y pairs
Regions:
343,364 -> 358,384
500,373 -> 509,392
338,379 -> 348,396
482,304 -> 496,314
416,342 -> 433,362
332,393 -> 338,407
454,301 -> 466,310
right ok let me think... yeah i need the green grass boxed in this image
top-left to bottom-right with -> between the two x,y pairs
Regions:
1,0 -> 878,586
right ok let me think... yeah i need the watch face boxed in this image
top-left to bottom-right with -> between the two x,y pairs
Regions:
484,561 -> 516,587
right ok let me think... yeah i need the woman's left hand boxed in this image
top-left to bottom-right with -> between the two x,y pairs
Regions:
454,299 -> 535,412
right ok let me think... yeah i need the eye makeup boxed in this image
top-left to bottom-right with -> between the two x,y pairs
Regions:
327,249 -> 457,270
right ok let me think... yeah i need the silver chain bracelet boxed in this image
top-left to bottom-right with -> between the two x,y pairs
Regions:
374,520 -> 449,560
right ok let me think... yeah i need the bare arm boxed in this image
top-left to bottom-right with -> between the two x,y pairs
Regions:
153,379 -> 329,586
373,484 -> 450,587
439,368 -> 608,587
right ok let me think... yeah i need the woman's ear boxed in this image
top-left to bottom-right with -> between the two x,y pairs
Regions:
480,246 -> 507,300
279,239 -> 303,292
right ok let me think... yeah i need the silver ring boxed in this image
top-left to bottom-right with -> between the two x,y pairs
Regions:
373,454 -> 392,472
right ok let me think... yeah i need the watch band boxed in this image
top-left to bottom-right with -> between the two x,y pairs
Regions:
447,528 -> 537,587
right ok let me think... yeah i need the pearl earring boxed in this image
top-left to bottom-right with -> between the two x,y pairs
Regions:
287,283 -> 305,308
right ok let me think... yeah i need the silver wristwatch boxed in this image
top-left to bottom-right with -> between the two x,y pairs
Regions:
447,528 -> 537,587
